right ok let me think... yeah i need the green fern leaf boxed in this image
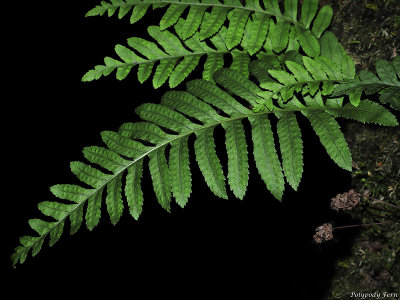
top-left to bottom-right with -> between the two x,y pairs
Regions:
119,121 -> 170,143
311,5 -> 333,38
203,53 -> 225,82
29,219 -> 63,247
285,60 -> 318,95
37,202 -> 74,234
125,160 -> 144,220
271,19 -> 291,53
263,0 -> 282,16
250,114 -> 285,200
231,52 -> 251,77
328,100 -> 399,126
320,32 -> 346,68
130,3 -> 150,24
226,9 -> 251,50
83,146 -> 129,173
276,112 -> 303,190
187,79 -> 251,115
159,3 -> 188,30
302,95 -> 352,171
375,58 -> 398,85
169,55 -> 201,88
85,188 -> 104,231
148,25 -> 189,56
294,25 -> 320,57
14,65 -> 398,267
213,68 -> 263,107
136,103 -> 197,133
105,175 -> 124,225
246,13 -> 270,55
169,137 -> 192,207
101,130 -> 149,158
70,161 -> 110,188
224,120 -> 249,199
149,147 -> 172,211
153,59 -> 178,89
341,54 -> 356,81
300,0 -> 318,28
161,90 -> 225,123
85,1 -> 112,17
174,5 -> 208,40
284,0 -> 298,22
195,127 -> 228,199
199,7 -> 230,40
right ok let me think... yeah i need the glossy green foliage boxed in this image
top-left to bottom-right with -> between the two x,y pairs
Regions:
12,1 -> 400,267
12,68 -> 398,267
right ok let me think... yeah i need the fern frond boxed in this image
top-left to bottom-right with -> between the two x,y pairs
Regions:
333,56 -> 400,110
82,25 -> 250,88
86,0 -> 333,56
12,67 -> 398,267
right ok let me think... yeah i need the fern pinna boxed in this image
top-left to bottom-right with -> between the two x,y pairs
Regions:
83,0 -> 333,88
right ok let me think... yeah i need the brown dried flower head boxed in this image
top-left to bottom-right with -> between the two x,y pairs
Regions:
330,189 -> 361,211
313,223 -> 333,244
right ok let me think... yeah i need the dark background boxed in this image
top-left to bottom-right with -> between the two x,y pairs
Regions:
5,1 -> 357,298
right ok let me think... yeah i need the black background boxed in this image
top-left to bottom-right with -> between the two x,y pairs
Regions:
5,1 -> 358,298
